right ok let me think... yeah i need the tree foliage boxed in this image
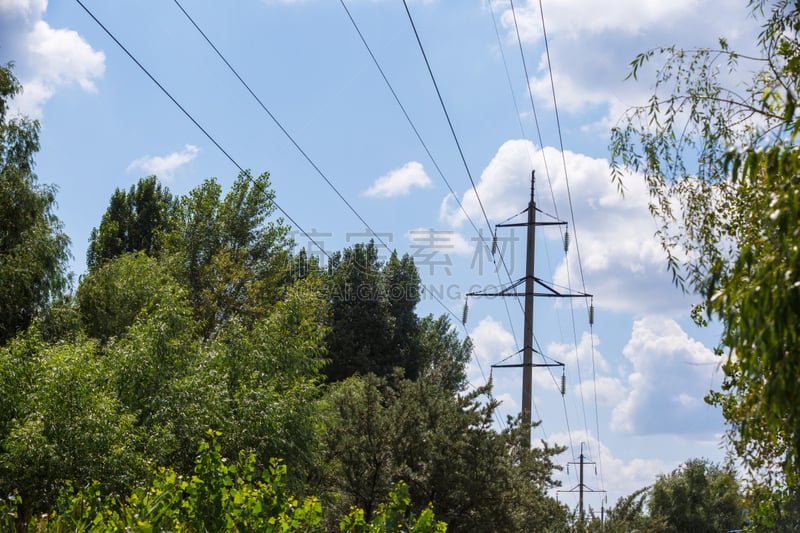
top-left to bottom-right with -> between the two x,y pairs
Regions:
324,244 -> 426,382
320,373 -> 567,532
86,175 -> 175,269
586,460 -> 742,533
76,251 -> 182,341
610,1 -> 800,523
3,431 -> 446,532
166,171 -> 292,337
0,332 -> 144,524
0,64 -> 70,344
648,459 -> 743,533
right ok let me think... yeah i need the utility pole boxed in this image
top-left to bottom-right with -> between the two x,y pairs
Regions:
558,443 -> 605,527
521,170 -> 536,433
465,170 -> 592,448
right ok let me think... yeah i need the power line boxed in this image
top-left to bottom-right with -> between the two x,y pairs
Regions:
338,0 -> 524,428
401,0 -> 493,234
171,0 -> 381,253
168,0 -> 469,329
536,0 -> 604,491
73,0 -> 329,262
339,0 -> 524,354
400,0 -> 525,326
502,0 -> 601,484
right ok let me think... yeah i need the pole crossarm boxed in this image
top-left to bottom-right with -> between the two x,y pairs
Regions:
496,220 -> 566,228
491,362 -> 563,368
466,277 -> 592,299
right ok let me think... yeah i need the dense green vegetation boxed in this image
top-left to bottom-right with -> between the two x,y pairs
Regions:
583,459 -> 742,532
611,0 -> 800,528
11,0 -> 800,522
0,63 -> 570,532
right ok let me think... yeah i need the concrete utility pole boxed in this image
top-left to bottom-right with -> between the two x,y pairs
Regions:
559,443 -> 605,526
521,171 -> 537,433
465,170 -> 591,448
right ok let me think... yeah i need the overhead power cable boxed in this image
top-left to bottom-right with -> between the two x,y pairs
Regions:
73,0 -> 328,260
501,0 -> 597,481
339,0 -> 523,353
400,0 -> 524,322
537,0 -> 603,490
400,0 -> 493,235
170,0 -> 469,330
524,0 -> 605,492
172,0 -> 380,252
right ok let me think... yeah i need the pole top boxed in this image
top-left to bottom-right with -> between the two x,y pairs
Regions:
530,169 -> 536,197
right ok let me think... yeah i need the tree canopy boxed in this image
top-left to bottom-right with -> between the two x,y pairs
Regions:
610,0 -> 800,526
0,61 -> 574,529
0,64 -> 70,345
86,175 -> 175,269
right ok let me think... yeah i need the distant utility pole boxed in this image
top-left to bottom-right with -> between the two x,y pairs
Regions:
464,170 -> 592,448
558,443 -> 606,525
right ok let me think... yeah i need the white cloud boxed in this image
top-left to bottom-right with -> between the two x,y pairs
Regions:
549,331 -> 609,374
541,332 -> 611,395
364,161 -> 432,198
440,139 -> 538,227
0,0 -> 46,20
468,315 -> 517,388
443,139 -> 694,316
611,317 -> 724,436
575,376 -> 626,406
499,0 -> 700,40
127,144 -> 200,180
1,1 -> 105,117
545,430 -> 677,508
495,0 -> 759,131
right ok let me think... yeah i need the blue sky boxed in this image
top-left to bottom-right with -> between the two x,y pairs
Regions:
1,0 -> 759,509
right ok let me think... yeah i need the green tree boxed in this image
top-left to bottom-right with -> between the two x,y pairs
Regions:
610,1 -> 800,524
416,314 -> 472,393
86,175 -> 175,269
325,243 -> 395,381
0,64 -> 70,345
13,431 -> 446,532
648,459 -> 743,533
324,244 -> 428,382
585,488 -> 666,533
320,373 -> 567,532
167,171 -> 292,337
0,331 -> 143,525
76,251 -> 183,342
383,251 -> 423,378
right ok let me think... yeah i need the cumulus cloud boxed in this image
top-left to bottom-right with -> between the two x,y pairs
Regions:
545,430 -> 677,507
498,0 -> 700,40
575,376 -> 626,406
364,161 -> 432,198
495,0 -> 759,130
442,139 -> 694,316
0,0 -> 105,117
127,144 -> 200,180
541,332 -> 610,395
440,139 -> 538,227
611,317 -> 724,435
468,315 -> 517,389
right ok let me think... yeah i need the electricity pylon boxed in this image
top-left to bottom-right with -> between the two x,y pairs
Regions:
464,170 -> 592,448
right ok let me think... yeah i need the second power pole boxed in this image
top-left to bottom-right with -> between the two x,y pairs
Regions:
521,170 -> 537,437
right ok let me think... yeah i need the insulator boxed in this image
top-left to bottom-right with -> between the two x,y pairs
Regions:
462,300 -> 469,325
560,370 -> 566,396
563,230 -> 570,253
589,303 -> 595,326
491,232 -> 498,256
